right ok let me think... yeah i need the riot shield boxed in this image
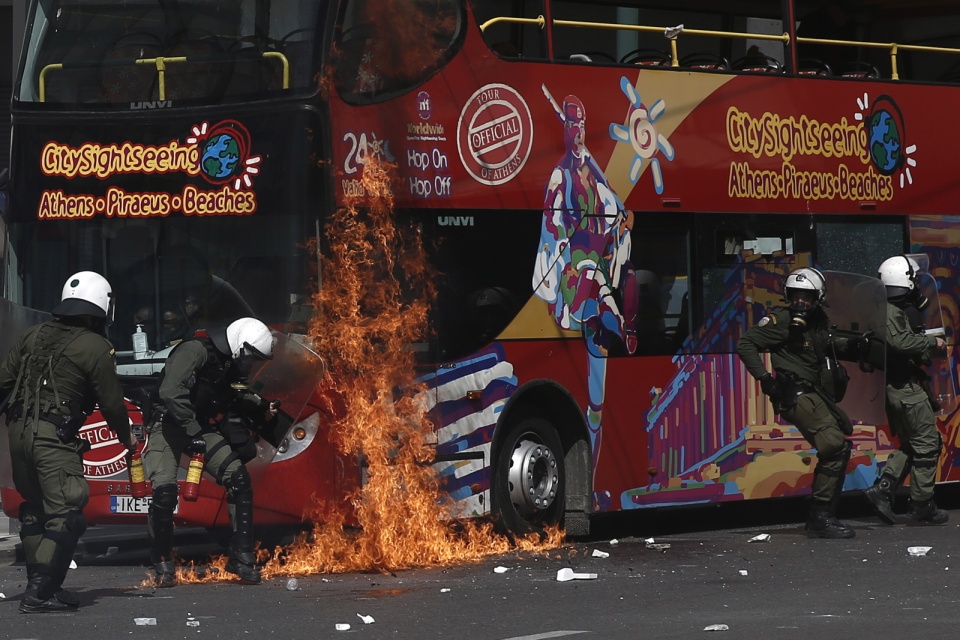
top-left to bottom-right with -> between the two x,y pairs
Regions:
241,332 -> 326,485
906,254 -> 956,416
822,271 -> 887,426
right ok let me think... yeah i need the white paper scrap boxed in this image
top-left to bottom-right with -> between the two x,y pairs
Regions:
134,618 -> 157,626
908,546 -> 933,557
556,568 -> 598,582
704,623 -> 729,631
591,549 -> 610,558
493,566 -> 509,574
335,623 -> 351,631
748,534 -> 771,543
357,613 -> 375,624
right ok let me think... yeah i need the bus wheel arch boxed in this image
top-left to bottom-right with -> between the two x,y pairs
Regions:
491,380 -> 591,538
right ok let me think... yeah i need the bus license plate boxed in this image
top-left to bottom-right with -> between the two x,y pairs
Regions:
110,495 -> 152,514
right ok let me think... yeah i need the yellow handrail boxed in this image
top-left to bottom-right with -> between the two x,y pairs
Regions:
479,15 -> 546,32
796,37 -> 960,80
263,51 -> 290,89
479,13 -> 960,79
38,63 -> 62,102
553,20 -> 789,66
38,51 -> 290,102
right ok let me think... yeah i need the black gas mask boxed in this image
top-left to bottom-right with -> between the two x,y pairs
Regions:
786,288 -> 818,331
903,284 -> 930,312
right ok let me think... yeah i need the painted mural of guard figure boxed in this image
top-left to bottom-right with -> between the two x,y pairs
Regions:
0,272 -> 136,613
737,267 -> 862,539
863,255 -> 949,525
143,317 -> 278,587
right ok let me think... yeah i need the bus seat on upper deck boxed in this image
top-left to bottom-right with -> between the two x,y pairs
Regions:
620,49 -> 671,66
733,47 -> 783,73
798,58 -> 833,76
838,60 -> 880,78
680,53 -> 730,71
569,51 -> 616,63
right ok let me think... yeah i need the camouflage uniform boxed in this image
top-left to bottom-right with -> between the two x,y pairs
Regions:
737,307 -> 856,538
864,302 -> 947,525
143,330 -> 272,586
0,319 -> 130,610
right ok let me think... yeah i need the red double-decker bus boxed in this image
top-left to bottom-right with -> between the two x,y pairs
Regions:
1,0 -> 960,539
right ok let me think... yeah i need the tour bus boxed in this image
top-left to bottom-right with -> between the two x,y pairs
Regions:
1,0 -> 960,540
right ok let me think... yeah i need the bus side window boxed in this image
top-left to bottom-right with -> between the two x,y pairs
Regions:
627,218 -> 691,356
816,219 -> 906,277
695,214 -> 815,354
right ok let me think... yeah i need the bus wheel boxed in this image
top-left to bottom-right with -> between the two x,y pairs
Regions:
492,417 -> 565,538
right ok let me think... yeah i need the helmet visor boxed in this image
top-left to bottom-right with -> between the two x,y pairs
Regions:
242,341 -> 272,360
786,288 -> 818,312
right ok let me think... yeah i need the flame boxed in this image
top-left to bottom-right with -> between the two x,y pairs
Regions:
157,157 -> 562,587
261,156 -> 563,576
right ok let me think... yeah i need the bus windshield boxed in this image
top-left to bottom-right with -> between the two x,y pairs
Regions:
17,0 -> 326,106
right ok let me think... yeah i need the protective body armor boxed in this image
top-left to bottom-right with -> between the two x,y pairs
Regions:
153,335 -> 233,429
10,322 -> 94,436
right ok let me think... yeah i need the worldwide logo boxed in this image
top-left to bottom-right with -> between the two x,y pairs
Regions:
858,93 -> 916,187
187,120 -> 263,190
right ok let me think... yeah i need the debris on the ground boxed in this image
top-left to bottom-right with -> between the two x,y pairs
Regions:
592,549 -> 610,558
357,613 -> 375,624
748,534 -> 771,543
556,568 -> 598,582
134,618 -> 157,626
704,624 -> 729,631
908,546 -> 933,557
493,566 -> 509,574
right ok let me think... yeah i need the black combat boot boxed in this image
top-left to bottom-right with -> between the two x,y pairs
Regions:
152,560 -> 176,588
149,485 -> 178,588
805,502 -> 856,539
20,573 -> 79,614
908,499 -> 949,525
863,474 -> 898,525
224,489 -> 261,584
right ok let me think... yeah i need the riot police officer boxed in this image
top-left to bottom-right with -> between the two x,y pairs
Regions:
143,317 -> 277,587
737,267 -> 858,539
863,256 -> 948,525
0,271 -> 136,613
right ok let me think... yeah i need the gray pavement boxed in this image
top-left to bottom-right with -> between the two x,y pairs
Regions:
1,500 -> 960,639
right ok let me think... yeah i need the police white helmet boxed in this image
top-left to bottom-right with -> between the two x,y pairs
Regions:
53,271 -> 114,320
878,255 -> 919,299
784,267 -> 826,312
226,317 -> 275,361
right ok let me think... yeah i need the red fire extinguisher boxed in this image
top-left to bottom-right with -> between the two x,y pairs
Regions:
182,437 -> 206,502
128,449 -> 149,499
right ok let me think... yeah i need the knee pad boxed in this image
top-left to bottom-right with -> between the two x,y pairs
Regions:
18,502 -> 45,536
65,510 -> 87,537
225,466 -> 251,500
819,439 -> 852,463
151,484 -> 179,513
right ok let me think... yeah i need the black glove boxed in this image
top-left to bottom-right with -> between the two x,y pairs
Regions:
759,374 -> 781,399
187,436 -> 207,456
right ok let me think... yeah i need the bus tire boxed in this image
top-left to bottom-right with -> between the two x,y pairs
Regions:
492,416 -> 565,538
